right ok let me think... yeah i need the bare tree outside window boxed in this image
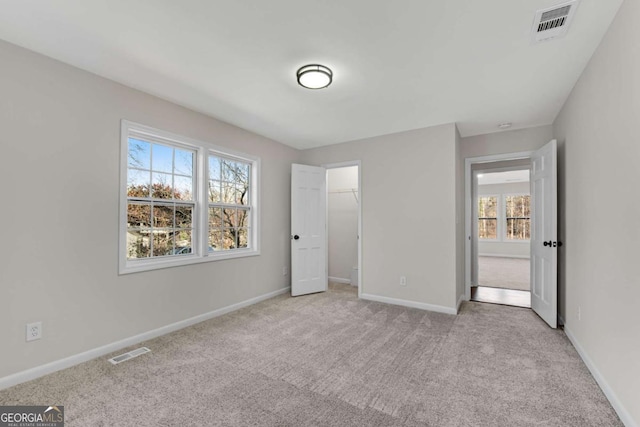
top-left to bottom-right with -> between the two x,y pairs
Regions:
478,196 -> 498,239
505,195 -> 531,240
208,156 -> 251,251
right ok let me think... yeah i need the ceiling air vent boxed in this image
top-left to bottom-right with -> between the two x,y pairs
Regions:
531,0 -> 580,43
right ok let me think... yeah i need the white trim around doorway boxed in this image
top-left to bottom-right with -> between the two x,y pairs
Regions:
464,151 -> 534,301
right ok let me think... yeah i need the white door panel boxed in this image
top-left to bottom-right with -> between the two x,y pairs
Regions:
531,140 -> 558,328
291,164 -> 327,296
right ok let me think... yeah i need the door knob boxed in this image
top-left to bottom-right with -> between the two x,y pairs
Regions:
293,235 -> 300,240
543,240 -> 563,247
543,240 -> 552,247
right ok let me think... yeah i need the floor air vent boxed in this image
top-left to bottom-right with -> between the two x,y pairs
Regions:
108,347 -> 151,365
531,1 -> 580,43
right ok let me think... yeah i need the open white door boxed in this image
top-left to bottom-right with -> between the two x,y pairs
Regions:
531,140 -> 558,328
291,164 -> 327,296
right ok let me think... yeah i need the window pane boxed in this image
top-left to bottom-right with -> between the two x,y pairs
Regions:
152,173 -> 173,199
223,208 -> 236,228
127,169 -> 150,197
506,218 -> 530,240
209,156 -> 221,181
126,229 -> 150,259
209,207 -> 223,228
222,182 -> 235,204
176,205 -> 193,228
505,195 -> 530,240
174,149 -> 193,176
505,195 -> 531,218
127,203 -> 151,227
238,228 -> 249,248
172,246 -> 191,255
128,138 -> 151,169
522,197 -> 531,217
478,219 -> 497,239
152,143 -> 173,173
209,180 -> 221,203
239,162 -> 250,181
175,229 -> 192,252
153,205 -> 174,228
223,228 -> 237,249
222,160 -> 250,188
478,196 -> 497,218
236,184 -> 248,205
240,185 -> 249,205
174,176 -> 193,201
478,196 -> 497,239
209,229 -> 223,251
221,160 -> 234,181
237,209 -> 250,228
152,231 -> 173,257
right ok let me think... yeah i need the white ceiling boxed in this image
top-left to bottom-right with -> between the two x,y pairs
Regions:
0,0 -> 623,149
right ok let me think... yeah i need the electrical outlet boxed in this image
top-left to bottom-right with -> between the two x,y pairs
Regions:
400,276 -> 407,286
26,322 -> 42,342
283,266 -> 288,276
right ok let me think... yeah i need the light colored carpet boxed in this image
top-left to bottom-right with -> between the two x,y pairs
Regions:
479,256 -> 530,291
0,284 -> 621,426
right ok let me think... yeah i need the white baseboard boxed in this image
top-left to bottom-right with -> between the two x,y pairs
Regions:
360,293 -> 457,315
0,286 -> 290,391
563,324 -> 637,427
456,293 -> 467,313
328,276 -> 351,285
478,254 -> 530,259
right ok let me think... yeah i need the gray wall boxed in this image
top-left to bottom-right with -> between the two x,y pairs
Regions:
553,0 -> 640,424
461,125 -> 553,158
0,39 -> 299,379
302,124 -> 459,311
327,166 -> 358,282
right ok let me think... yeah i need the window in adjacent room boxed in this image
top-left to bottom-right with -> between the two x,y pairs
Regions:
478,196 -> 498,240
505,195 -> 531,240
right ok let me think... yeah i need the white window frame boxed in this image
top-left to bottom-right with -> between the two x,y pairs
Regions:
119,121 -> 260,274
477,194 -> 500,241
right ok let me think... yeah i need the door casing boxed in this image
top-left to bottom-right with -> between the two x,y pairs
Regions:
464,151 -> 534,301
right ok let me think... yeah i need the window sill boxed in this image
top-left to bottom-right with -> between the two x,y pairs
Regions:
119,248 -> 260,275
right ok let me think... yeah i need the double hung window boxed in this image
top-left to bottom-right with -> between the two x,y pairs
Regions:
120,121 -> 259,274
505,195 -> 530,240
478,196 -> 498,240
477,194 -> 530,241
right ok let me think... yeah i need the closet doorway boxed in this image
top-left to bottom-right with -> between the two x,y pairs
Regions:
326,162 -> 361,296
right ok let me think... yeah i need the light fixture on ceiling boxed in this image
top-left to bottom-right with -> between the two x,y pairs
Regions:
296,64 -> 333,89
498,122 -> 512,129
